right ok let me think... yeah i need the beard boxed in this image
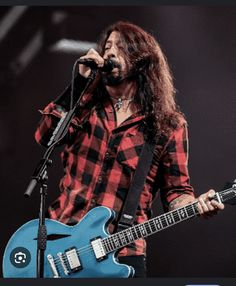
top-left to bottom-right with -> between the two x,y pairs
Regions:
101,61 -> 128,86
101,72 -> 123,86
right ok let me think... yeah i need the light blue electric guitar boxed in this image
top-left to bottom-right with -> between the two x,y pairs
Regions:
3,184 -> 236,278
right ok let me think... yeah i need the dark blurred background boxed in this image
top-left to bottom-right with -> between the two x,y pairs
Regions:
0,6 -> 235,277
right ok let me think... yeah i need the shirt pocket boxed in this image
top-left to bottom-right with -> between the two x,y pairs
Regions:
116,131 -> 144,171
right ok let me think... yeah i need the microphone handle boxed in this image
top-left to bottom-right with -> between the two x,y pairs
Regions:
77,58 -> 115,72
77,58 -> 99,69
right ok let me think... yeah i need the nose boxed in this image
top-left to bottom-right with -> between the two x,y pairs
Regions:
104,46 -> 117,59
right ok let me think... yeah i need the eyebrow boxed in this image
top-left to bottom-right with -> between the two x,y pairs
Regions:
105,40 -> 112,45
105,40 -> 122,46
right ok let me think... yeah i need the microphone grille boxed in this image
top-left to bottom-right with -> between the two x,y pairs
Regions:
103,58 -> 116,72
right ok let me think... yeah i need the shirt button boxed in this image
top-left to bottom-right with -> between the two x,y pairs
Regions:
91,198 -> 96,205
105,152 -> 110,160
98,176 -> 102,183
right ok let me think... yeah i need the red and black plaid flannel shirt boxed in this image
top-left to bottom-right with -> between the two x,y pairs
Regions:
35,84 -> 194,257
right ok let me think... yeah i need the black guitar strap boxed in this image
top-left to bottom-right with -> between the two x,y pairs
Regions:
116,140 -> 156,232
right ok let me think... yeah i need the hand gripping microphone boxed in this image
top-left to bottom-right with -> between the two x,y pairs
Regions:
77,58 -> 116,72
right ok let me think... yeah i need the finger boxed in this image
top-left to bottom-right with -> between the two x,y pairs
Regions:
197,202 -> 204,215
87,48 -> 99,55
79,55 -> 104,67
86,49 -> 104,66
207,189 -> 216,199
206,200 -> 215,211
211,200 -> 225,210
198,197 -> 209,213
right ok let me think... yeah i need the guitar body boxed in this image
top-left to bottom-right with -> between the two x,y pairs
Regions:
3,184 -> 235,278
3,206 -> 134,278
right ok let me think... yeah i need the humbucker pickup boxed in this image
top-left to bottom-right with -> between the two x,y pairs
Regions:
65,247 -> 83,272
90,237 -> 107,261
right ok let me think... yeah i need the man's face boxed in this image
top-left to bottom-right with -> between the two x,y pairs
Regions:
102,31 -> 130,86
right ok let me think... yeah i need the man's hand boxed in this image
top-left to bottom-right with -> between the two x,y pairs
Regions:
169,190 -> 225,218
197,189 -> 224,218
78,48 -> 104,78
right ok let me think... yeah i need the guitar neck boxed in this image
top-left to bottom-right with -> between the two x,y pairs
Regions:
102,201 -> 199,253
102,188 -> 233,253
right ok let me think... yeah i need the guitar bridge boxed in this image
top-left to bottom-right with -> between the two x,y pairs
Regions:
47,254 -> 60,278
90,237 -> 107,261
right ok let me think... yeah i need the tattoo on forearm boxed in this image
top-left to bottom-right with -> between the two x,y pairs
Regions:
169,199 -> 179,211
169,194 -> 194,211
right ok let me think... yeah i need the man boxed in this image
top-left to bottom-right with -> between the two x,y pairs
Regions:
35,21 -> 224,277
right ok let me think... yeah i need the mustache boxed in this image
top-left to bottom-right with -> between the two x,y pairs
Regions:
106,58 -> 122,70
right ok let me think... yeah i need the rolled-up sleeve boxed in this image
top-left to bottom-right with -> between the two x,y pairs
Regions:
159,124 -> 195,209
35,73 -> 93,147
35,102 -> 68,146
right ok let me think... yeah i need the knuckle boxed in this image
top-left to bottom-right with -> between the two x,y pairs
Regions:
88,48 -> 97,54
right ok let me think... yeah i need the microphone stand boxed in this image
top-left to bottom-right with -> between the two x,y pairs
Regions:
24,62 -> 98,278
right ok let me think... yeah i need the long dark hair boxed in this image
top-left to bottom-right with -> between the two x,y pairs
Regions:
97,21 -> 185,139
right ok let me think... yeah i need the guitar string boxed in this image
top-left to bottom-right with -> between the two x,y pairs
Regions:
53,238 -> 169,274
47,187 -> 235,268
51,202 -> 199,266
48,200 -> 207,268
51,241 -> 148,273
51,209 -> 197,273
53,187 -> 234,273
49,186 -> 235,265
48,203 -> 198,266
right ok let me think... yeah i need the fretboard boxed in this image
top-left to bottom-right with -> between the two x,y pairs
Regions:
102,188 -> 233,254
102,202 -> 199,253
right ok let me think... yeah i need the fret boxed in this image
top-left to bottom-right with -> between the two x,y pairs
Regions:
104,238 -> 113,252
186,205 -> 194,217
177,207 -> 188,220
102,239 -> 109,253
160,215 -> 168,228
149,220 -> 157,233
190,203 -> 197,216
125,229 -> 134,242
115,233 -> 123,246
105,238 -> 112,252
118,231 -> 128,246
107,237 -> 115,251
193,203 -> 199,215
138,224 -> 147,237
165,213 -> 174,225
123,230 -> 131,244
131,226 -> 139,240
216,192 -> 222,204
112,234 -> 121,249
144,221 -> 152,235
153,217 -> 163,231
135,224 -> 142,238
221,192 -> 231,202
172,209 -> 181,223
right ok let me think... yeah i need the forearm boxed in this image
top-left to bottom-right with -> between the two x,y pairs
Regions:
35,74 -> 91,147
53,73 -> 89,110
168,194 -> 196,211
35,102 -> 66,147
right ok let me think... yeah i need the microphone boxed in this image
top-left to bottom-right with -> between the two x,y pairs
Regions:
77,58 -> 116,72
